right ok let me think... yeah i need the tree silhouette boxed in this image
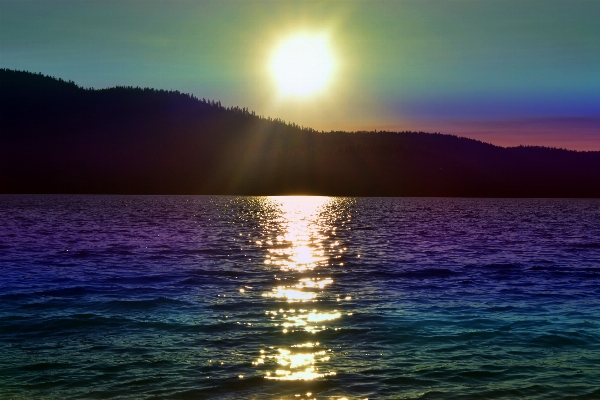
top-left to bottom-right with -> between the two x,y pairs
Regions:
1,69 -> 599,196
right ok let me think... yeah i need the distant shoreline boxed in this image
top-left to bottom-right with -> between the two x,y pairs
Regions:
2,69 -> 600,198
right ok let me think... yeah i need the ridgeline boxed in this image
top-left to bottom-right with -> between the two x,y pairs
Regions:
2,69 -> 599,197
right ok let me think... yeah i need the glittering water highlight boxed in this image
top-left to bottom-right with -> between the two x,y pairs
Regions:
0,195 -> 599,399
254,197 -> 343,381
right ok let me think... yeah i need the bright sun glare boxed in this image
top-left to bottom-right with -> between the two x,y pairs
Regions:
271,34 -> 335,98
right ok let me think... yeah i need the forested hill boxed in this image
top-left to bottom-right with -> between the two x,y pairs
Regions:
2,69 -> 599,197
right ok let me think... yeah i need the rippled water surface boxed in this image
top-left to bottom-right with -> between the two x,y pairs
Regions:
1,195 -> 600,399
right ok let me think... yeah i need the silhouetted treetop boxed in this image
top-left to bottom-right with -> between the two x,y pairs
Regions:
1,69 -> 599,197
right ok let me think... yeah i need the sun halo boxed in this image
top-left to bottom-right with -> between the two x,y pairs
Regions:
270,34 -> 336,98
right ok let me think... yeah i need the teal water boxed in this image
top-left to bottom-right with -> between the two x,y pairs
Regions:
1,195 -> 599,399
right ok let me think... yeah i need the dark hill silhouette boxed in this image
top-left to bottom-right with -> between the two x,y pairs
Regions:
1,68 -> 599,197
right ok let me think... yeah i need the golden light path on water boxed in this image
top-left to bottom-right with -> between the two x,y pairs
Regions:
253,196 -> 350,384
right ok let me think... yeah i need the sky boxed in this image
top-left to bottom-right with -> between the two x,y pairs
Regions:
1,0 -> 599,150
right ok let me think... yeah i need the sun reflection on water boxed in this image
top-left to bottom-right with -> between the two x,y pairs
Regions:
281,310 -> 342,333
255,196 -> 346,382
262,287 -> 317,302
256,343 -> 336,381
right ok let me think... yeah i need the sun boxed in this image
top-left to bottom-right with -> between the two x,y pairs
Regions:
270,34 -> 335,98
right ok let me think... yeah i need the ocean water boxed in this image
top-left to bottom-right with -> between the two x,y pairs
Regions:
1,195 -> 599,400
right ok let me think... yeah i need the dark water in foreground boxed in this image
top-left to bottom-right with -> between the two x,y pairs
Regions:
1,195 -> 599,399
